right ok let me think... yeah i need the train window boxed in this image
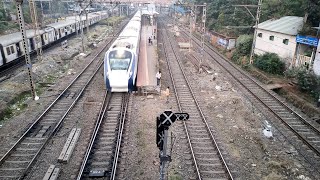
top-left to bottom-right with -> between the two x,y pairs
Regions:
6,47 -> 11,55
109,50 -> 132,70
10,46 -> 14,53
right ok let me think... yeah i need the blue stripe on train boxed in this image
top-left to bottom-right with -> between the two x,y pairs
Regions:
128,56 -> 136,91
106,78 -> 111,91
104,56 -> 111,91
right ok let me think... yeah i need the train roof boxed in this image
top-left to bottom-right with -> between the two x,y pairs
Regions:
0,29 -> 44,46
0,10 -> 108,47
47,19 -> 79,29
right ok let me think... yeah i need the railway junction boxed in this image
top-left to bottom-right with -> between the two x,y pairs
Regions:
0,1 -> 320,180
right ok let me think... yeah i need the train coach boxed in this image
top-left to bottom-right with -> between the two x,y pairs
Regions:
104,11 -> 141,92
0,11 -> 109,68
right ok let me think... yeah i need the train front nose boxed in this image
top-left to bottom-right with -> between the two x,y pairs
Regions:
109,71 -> 129,92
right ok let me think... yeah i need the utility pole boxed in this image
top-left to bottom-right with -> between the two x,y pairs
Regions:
199,3 -> 206,73
310,22 -> 320,72
250,0 -> 262,64
174,3 -> 207,60
233,1 -> 262,64
173,5 -> 176,35
189,5 -> 194,53
77,0 -> 85,52
29,0 -> 43,63
15,0 -> 39,100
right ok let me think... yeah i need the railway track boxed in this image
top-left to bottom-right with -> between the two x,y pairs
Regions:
76,92 -> 129,179
160,18 -> 234,180
175,19 -> 320,168
0,22 -> 103,80
0,32 -> 118,180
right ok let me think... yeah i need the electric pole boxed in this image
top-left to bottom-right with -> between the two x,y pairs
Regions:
249,0 -> 262,64
233,0 -> 262,64
199,3 -> 206,73
15,0 -> 39,100
173,5 -> 176,35
189,4 -> 194,53
77,0 -> 85,52
29,0 -> 43,63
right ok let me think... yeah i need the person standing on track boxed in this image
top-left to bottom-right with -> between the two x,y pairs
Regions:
148,37 -> 152,45
165,87 -> 170,103
156,70 -> 161,86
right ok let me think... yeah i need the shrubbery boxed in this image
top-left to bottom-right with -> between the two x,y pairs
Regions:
296,69 -> 320,99
231,35 -> 253,65
253,53 -> 285,75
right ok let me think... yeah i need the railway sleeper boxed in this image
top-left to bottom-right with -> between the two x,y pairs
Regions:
43,165 -> 60,180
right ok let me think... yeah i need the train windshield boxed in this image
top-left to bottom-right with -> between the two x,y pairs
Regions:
108,50 -> 132,70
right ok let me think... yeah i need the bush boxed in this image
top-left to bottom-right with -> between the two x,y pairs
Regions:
236,35 -> 253,56
231,35 -> 253,66
297,69 -> 320,99
254,53 -> 285,75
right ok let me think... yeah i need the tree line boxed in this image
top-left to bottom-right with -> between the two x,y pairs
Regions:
194,0 -> 320,36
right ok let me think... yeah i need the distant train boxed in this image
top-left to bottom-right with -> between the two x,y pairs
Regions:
0,11 -> 109,68
104,11 -> 141,92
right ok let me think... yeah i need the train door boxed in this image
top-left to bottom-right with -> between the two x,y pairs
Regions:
29,38 -> 35,51
59,28 -> 63,38
16,43 -> 22,56
41,34 -> 46,45
0,45 -> 4,65
5,45 -> 16,62
55,29 -> 59,40
19,41 -> 25,55
76,22 -> 79,33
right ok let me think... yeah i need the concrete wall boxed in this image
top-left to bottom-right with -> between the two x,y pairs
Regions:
255,29 -> 296,62
313,42 -> 320,76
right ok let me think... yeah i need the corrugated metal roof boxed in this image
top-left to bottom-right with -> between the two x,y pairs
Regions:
257,16 -> 304,35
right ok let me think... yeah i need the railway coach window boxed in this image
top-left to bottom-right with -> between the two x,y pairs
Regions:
6,47 -> 11,55
109,50 -> 132,70
6,46 -> 14,55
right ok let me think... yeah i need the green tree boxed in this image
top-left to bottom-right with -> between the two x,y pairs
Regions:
254,53 -> 285,75
297,70 -> 320,98
231,35 -> 252,65
196,0 -> 320,35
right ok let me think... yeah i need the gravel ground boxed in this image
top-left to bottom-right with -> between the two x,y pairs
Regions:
0,17 -> 319,180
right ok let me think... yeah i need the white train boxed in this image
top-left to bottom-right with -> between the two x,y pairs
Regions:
0,11 -> 109,68
104,11 -> 141,92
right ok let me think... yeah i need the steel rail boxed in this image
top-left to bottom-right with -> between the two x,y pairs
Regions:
0,19 -> 130,178
180,26 -> 320,158
76,93 -> 128,179
0,12 -> 109,79
110,93 -> 130,180
76,92 -> 111,180
0,35 -> 112,166
160,18 -> 234,180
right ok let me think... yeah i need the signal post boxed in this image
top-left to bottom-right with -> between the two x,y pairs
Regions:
157,111 -> 189,180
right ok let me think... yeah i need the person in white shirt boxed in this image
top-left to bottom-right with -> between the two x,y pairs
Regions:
156,70 -> 161,86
